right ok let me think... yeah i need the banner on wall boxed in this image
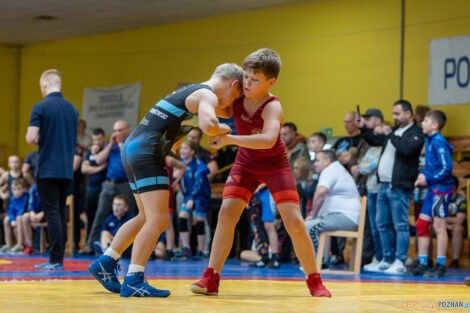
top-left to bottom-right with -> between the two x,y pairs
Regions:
82,83 -> 141,136
429,36 -> 470,106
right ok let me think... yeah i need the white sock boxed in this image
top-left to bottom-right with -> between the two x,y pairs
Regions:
104,248 -> 120,261
127,264 -> 145,275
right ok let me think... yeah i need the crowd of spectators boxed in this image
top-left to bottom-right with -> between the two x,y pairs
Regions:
0,99 -> 467,277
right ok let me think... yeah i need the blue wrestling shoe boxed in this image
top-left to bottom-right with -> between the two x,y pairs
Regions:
34,261 -> 64,270
88,255 -> 121,293
120,272 -> 171,298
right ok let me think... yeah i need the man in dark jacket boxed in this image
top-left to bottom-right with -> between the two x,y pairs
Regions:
358,100 -> 424,274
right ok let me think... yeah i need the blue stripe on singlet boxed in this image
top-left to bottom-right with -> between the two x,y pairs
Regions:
156,100 -> 185,117
135,176 -> 169,189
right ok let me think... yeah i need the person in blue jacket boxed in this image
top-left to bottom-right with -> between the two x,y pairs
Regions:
408,110 -> 453,277
0,178 -> 28,254
176,140 -> 211,259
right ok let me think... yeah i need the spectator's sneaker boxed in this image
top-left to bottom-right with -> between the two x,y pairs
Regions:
384,259 -> 406,275
363,257 -> 380,271
266,255 -> 281,269
203,252 -> 210,259
193,251 -> 204,260
306,273 -> 331,297
449,259 -> 459,269
93,241 -> 104,255
249,258 -> 268,268
364,260 -> 388,272
376,260 -> 392,271
174,247 -> 192,259
34,261 -> 64,270
120,272 -> 170,298
423,264 -> 446,278
163,249 -> 175,261
405,263 -> 428,276
405,257 -> 416,267
464,277 -> 470,287
8,245 -> 24,254
0,245 -> 11,253
23,243 -> 34,255
330,255 -> 345,266
78,245 -> 94,255
190,267 -> 220,295
88,255 -> 121,293
321,261 -> 330,270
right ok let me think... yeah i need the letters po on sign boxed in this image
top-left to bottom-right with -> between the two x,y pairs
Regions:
429,36 -> 470,106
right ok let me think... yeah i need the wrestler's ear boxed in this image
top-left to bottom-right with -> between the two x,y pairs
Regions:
268,77 -> 277,88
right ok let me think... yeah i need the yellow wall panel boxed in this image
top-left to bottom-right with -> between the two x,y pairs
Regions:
9,0 -> 470,157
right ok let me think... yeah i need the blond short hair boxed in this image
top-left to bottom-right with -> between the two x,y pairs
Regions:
212,63 -> 244,90
40,69 -> 62,87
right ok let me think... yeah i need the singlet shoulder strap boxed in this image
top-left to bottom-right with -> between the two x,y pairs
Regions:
255,95 -> 280,117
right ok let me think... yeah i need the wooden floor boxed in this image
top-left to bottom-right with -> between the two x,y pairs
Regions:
1,279 -> 469,313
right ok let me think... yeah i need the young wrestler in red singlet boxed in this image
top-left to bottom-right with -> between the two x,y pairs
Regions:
191,48 -> 331,297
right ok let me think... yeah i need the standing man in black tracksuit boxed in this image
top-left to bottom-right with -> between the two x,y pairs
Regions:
357,100 -> 424,274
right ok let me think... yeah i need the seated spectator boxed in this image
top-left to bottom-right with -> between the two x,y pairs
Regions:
176,140 -> 211,260
81,128 -> 107,247
249,185 -> 280,269
240,195 -> 269,263
187,127 -> 218,181
92,195 -> 134,257
153,231 -> 168,259
305,151 -> 361,268
333,112 -> 365,155
293,157 -> 314,218
0,178 -> 28,253
83,120 -> 136,255
22,184 -> 43,255
446,178 -> 467,268
161,154 -> 186,261
307,132 -> 327,164
77,119 -> 92,151
280,122 -> 310,170
22,150 -> 38,187
0,155 -> 24,204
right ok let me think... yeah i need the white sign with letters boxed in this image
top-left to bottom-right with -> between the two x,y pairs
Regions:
429,36 -> 470,106
82,83 -> 141,135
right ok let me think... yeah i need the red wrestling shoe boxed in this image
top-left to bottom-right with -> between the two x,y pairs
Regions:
306,273 -> 331,297
190,267 -> 220,295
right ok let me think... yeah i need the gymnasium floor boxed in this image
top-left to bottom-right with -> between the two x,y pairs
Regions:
0,254 -> 469,313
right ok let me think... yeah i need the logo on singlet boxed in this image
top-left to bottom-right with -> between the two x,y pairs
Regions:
240,114 -> 253,124
150,108 -> 168,120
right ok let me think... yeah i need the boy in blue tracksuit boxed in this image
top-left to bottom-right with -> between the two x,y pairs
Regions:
408,110 -> 453,277
0,178 -> 29,253
177,140 -> 211,259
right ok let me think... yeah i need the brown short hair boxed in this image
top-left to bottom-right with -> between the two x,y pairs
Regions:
318,150 -> 337,163
243,48 -> 281,79
310,132 -> 327,145
11,178 -> 26,188
182,140 -> 198,153
425,110 -> 447,130
113,195 -> 128,206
